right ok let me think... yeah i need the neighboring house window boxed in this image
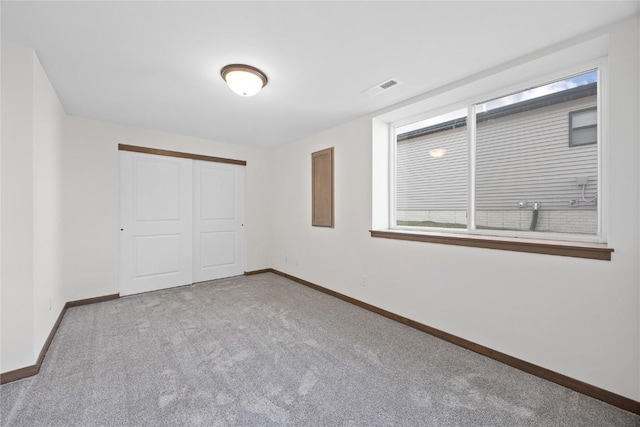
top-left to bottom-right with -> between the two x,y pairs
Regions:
393,69 -> 599,238
569,107 -> 597,146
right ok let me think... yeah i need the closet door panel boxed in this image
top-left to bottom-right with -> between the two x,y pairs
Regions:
193,161 -> 245,282
119,151 -> 193,296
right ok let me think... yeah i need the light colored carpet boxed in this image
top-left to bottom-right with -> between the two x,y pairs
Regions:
1,272 -> 638,426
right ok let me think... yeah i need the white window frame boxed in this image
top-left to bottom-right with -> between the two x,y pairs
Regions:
388,60 -> 607,244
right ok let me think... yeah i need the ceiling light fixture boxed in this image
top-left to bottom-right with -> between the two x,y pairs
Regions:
220,64 -> 268,97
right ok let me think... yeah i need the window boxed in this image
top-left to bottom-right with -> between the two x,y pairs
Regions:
392,69 -> 600,239
569,107 -> 597,146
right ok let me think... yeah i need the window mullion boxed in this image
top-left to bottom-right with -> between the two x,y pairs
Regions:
468,104 -> 477,231
389,125 -> 397,228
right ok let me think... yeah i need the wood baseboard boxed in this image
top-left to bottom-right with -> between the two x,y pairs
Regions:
65,293 -> 120,308
244,268 -> 275,276
0,364 -> 39,384
266,269 -> 640,415
0,293 -> 120,385
34,305 -> 67,369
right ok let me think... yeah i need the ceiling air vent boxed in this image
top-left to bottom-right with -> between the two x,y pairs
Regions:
362,78 -> 401,97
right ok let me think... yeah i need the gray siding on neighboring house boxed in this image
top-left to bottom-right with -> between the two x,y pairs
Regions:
396,126 -> 468,210
396,95 -> 597,213
476,96 -> 597,211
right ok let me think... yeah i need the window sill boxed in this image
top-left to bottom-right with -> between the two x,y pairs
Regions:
369,229 -> 613,261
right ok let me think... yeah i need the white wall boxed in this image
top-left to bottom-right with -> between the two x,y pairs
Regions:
62,116 -> 271,302
269,17 -> 640,401
1,42 -> 66,372
32,51 -> 66,356
1,42 -> 35,372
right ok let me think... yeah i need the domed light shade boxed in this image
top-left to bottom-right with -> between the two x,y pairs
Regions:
221,64 -> 268,97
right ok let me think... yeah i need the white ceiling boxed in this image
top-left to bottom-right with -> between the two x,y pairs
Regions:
2,1 -> 638,149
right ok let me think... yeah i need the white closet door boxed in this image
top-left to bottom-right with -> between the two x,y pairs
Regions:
119,151 -> 193,296
193,160 -> 245,283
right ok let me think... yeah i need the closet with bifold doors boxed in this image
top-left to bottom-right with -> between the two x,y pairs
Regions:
118,146 -> 246,296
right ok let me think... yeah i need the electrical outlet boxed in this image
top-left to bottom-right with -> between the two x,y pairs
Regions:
285,256 -> 288,264
361,275 -> 367,287
576,176 -> 588,186
49,297 -> 52,311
